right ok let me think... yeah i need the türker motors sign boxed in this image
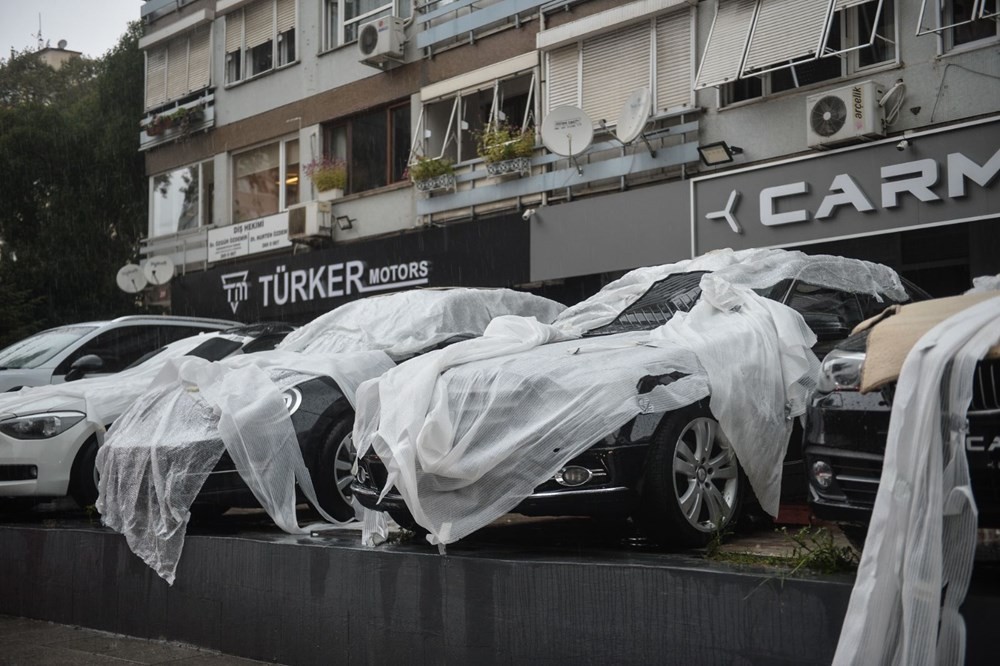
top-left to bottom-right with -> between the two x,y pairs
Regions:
692,117 -> 1000,254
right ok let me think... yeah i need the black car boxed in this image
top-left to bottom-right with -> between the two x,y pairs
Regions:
353,252 -> 928,547
804,295 -> 1000,541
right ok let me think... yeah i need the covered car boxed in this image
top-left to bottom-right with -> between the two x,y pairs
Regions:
0,324 -> 292,508
351,248 -> 921,547
97,288 -> 564,583
805,291 -> 1000,536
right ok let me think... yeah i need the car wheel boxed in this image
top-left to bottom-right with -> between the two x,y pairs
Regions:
69,436 -> 100,509
313,414 -> 357,522
639,401 -> 746,547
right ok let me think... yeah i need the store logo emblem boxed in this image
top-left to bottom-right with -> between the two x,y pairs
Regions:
705,190 -> 742,234
221,271 -> 250,314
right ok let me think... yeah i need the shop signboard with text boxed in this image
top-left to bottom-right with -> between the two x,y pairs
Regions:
207,212 -> 291,262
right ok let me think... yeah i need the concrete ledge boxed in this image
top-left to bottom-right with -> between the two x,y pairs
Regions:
0,524 -> 996,665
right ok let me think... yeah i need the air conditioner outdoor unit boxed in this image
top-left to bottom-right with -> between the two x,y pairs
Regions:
288,201 -> 332,240
357,15 -> 404,67
806,80 -> 886,150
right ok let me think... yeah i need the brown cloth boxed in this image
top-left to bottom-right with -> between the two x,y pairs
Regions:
857,292 -> 1000,393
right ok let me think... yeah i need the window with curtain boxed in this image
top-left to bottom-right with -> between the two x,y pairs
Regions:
224,0 -> 297,84
143,26 -> 211,110
232,138 -> 298,223
322,102 -> 411,193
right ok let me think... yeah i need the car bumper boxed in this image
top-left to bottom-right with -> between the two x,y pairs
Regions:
0,422 -> 93,498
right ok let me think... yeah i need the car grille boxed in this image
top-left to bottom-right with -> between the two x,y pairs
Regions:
0,465 -> 37,481
823,452 -> 883,510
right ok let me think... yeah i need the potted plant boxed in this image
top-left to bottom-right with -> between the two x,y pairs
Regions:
408,155 -> 456,193
304,156 -> 348,200
477,123 -> 535,177
144,115 -> 166,136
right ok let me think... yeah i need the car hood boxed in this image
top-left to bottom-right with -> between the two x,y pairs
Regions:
3,393 -> 87,417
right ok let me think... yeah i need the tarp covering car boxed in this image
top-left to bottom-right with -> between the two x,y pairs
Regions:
834,295 -> 1000,665
353,248 -> 907,546
97,289 -> 564,583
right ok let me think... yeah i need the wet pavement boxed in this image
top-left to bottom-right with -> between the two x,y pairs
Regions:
0,615 -> 268,665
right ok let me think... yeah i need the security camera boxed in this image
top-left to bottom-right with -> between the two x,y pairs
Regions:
522,208 -> 536,221
896,139 -> 909,151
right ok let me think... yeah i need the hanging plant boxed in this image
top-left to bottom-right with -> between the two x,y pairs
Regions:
303,156 -> 348,192
476,123 -> 535,164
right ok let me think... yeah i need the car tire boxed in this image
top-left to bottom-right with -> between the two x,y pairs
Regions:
639,401 -> 746,547
312,414 -> 358,522
69,436 -> 100,509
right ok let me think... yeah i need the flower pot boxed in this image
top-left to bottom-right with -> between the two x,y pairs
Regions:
317,187 -> 343,202
412,173 -> 456,193
486,156 -> 531,178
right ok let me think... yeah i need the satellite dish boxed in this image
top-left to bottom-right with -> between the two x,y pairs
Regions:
116,264 -> 147,294
57,39 -> 67,49
541,106 -> 594,157
615,87 -> 652,144
143,256 -> 175,286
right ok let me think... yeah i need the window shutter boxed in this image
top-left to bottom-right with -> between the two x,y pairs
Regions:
695,0 -> 756,89
145,47 -> 167,109
655,10 -> 693,111
277,0 -> 296,34
166,37 -> 189,101
742,0 -> 831,76
225,10 -> 243,53
581,22 -> 650,125
546,45 -> 579,112
835,0 -> 874,8
245,0 -> 275,49
188,27 -> 211,92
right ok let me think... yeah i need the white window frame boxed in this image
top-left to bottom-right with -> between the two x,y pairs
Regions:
143,26 -> 212,111
223,0 -> 297,86
149,161 -> 213,238
230,137 -> 298,225
917,0 -> 999,36
325,0 -> 399,49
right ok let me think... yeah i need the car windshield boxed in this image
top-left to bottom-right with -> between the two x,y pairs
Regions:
0,325 -> 99,370
584,271 -> 709,336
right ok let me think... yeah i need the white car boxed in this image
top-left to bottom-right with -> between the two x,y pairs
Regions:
0,315 -> 239,393
0,324 -> 291,508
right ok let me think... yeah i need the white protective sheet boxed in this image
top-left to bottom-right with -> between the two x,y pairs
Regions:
967,273 -> 1000,294
0,332 -> 245,436
834,296 -> 1000,666
97,288 -> 564,583
354,248 -> 907,545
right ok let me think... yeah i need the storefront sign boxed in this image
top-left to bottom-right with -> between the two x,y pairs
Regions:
173,214 -> 529,322
692,117 -> 1000,254
207,212 -> 291,262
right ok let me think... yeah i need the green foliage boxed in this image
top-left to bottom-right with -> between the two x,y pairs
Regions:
0,23 -> 147,346
476,123 -> 535,164
705,526 -> 859,576
408,155 -> 454,182
304,156 -> 347,192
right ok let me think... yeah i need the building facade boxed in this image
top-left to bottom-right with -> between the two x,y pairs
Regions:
136,0 -> 1000,321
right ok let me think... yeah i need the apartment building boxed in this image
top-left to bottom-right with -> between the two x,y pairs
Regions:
136,0 -> 1000,321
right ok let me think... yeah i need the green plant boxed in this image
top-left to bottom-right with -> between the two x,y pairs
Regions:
408,155 -> 454,182
304,156 -> 348,192
476,123 -> 535,164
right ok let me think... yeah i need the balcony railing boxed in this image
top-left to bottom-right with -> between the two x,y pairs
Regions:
416,0 -> 552,50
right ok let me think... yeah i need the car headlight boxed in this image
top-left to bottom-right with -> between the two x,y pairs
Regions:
0,411 -> 86,439
282,387 -> 303,416
816,350 -> 866,394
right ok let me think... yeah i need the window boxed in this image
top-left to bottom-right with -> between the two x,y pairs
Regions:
420,71 -> 536,165
918,0 -> 1000,48
322,103 -> 411,193
232,138 -> 299,223
544,9 -> 694,122
323,1 -> 409,50
55,326 -> 212,376
144,26 -> 211,110
224,0 -> 297,84
711,1 -> 897,104
150,161 -> 214,237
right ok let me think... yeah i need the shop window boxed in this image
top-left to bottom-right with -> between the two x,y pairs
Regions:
224,0 -> 297,85
322,102 -> 411,193
144,26 -> 211,110
323,1 -> 411,50
420,71 -> 536,166
698,1 -> 896,99
544,8 -> 694,121
232,138 -> 298,223
150,160 -> 214,238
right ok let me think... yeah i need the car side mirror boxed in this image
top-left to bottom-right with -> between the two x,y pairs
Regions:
802,312 -> 851,342
65,354 -> 104,382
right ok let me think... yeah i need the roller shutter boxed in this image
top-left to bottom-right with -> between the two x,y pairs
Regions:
546,45 -> 579,112
245,0 -> 274,49
742,0 -> 831,76
187,27 -> 211,92
145,47 -> 167,109
166,37 -> 189,101
581,22 -> 650,125
655,9 -> 692,111
694,0 -> 756,89
277,0 -> 296,33
225,10 -> 243,53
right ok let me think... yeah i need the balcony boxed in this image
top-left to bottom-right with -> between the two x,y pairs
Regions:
415,0 -> 553,51
139,93 -> 215,151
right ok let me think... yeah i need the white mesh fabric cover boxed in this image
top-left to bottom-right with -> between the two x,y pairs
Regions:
278,288 -> 565,360
834,296 -> 1000,665
355,248 -> 906,545
98,288 -> 563,583
967,274 -> 1000,293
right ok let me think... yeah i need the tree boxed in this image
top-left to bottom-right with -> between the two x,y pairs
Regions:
0,23 -> 146,349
